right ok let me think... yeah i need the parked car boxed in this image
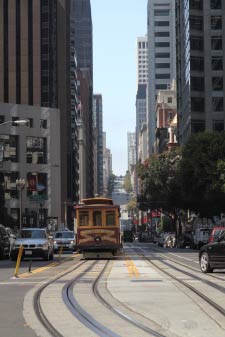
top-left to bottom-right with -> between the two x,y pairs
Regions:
11,228 -> 54,261
199,231 -> 225,273
0,225 -> 10,259
192,228 -> 211,249
5,227 -> 16,252
53,230 -> 76,252
208,226 -> 225,243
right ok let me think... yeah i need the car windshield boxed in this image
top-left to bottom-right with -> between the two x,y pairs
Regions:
54,232 -> 74,239
19,230 -> 46,239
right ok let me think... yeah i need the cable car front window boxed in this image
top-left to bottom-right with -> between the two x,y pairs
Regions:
79,211 -> 89,226
93,211 -> 102,226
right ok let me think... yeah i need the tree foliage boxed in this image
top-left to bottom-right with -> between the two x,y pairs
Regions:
137,132 -> 225,218
180,132 -> 225,216
123,171 -> 133,193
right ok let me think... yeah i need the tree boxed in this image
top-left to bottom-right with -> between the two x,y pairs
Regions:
180,132 -> 225,217
123,171 -> 133,193
137,148 -> 182,232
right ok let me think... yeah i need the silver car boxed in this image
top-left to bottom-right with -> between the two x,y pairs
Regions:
54,230 -> 76,253
11,228 -> 54,261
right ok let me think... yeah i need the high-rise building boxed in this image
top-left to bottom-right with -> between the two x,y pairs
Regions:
127,132 -> 136,173
0,0 -> 79,228
176,0 -> 225,143
74,0 -> 94,198
136,36 -> 148,86
93,95 -> 103,195
102,132 -> 112,196
147,0 -> 176,155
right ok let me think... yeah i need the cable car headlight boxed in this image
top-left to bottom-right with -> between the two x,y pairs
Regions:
95,236 -> 101,243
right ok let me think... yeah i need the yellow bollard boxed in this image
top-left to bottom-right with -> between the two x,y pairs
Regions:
14,245 -> 24,278
58,245 -> 63,261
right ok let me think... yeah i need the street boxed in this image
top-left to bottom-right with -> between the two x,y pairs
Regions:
0,244 -> 225,337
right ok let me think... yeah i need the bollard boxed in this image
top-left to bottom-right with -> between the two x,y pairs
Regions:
28,260 -> 32,273
14,245 -> 24,278
58,245 -> 63,261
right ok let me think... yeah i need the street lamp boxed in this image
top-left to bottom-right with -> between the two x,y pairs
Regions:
16,179 -> 26,230
0,119 -> 29,126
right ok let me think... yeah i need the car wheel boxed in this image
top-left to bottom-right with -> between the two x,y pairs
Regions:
200,252 -> 213,273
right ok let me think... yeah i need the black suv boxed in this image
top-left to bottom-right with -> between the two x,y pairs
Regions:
0,225 -> 10,258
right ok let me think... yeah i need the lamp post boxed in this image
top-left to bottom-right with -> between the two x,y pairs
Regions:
16,179 -> 26,230
0,119 -> 28,127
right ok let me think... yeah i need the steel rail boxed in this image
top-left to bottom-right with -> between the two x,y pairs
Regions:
92,260 -> 170,337
33,259 -> 87,337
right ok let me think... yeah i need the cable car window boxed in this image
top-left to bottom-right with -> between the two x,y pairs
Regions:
106,211 -> 115,226
93,211 -> 102,226
79,211 -> 89,226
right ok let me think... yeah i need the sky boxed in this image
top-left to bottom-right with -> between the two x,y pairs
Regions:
91,0 -> 148,176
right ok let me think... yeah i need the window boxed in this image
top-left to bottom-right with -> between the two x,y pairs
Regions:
190,56 -> 204,71
0,116 -> 5,124
190,16 -> 203,30
155,42 -> 170,48
93,211 -> 102,226
27,172 -> 47,201
190,36 -> 204,51
156,84 -> 168,90
212,77 -> 223,91
212,97 -> 224,111
79,211 -> 89,226
154,10 -> 170,16
212,57 -> 223,70
154,21 -> 169,26
211,36 -> 222,50
156,63 -> 170,69
155,31 -> 170,37
213,120 -> 224,132
27,118 -> 33,128
191,120 -> 205,133
2,171 -> 19,199
106,211 -> 115,226
211,16 -> 222,30
211,0 -> 221,9
0,135 -> 18,162
155,53 -> 170,58
191,97 -> 205,112
190,0 -> 203,9
191,77 -> 204,91
26,137 -> 47,164
40,119 -> 47,129
155,73 -> 170,79
168,97 -> 173,103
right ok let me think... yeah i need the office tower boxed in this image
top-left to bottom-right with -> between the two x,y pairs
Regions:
147,0 -> 176,154
0,0 -> 79,228
137,35 -> 148,86
74,0 -> 94,198
93,95 -> 103,195
127,132 -> 136,173
176,0 -> 225,143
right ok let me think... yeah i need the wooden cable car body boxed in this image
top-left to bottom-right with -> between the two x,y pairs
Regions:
74,197 -> 122,258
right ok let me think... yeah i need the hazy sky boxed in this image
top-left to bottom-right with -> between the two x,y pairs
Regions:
91,0 -> 147,176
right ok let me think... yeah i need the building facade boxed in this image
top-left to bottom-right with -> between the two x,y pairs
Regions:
136,35 -> 148,86
0,0 -> 80,228
147,0 -> 176,155
0,102 -> 61,229
127,132 -> 136,174
176,0 -> 225,143
93,94 -> 103,195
